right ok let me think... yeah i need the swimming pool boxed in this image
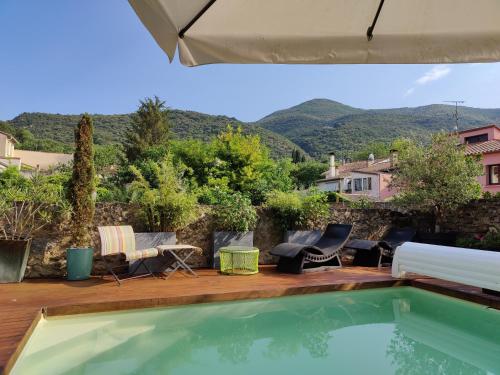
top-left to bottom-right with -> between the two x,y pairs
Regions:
11,287 -> 500,375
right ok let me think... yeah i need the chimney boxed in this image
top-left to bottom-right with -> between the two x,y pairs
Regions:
328,152 -> 336,178
367,153 -> 375,166
390,149 -> 398,168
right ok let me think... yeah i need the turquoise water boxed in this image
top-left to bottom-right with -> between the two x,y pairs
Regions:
12,287 -> 500,375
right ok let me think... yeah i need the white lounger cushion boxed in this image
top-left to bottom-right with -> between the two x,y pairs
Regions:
392,242 -> 500,292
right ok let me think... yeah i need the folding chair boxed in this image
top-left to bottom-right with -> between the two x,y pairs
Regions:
98,225 -> 162,286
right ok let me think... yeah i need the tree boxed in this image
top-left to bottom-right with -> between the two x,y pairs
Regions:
125,96 -> 170,161
352,141 -> 391,161
292,160 -> 328,189
69,114 -> 95,246
0,120 -> 15,135
94,144 -> 126,175
291,149 -> 306,163
391,132 -> 482,231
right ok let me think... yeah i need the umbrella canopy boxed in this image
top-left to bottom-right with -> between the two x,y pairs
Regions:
129,0 -> 500,67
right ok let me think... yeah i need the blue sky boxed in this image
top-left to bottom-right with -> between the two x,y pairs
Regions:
1,0 -> 500,122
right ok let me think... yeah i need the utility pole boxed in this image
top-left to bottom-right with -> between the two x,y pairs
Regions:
444,100 -> 465,132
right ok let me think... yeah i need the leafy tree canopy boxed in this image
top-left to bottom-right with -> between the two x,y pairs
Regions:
391,132 -> 483,230
292,160 -> 328,189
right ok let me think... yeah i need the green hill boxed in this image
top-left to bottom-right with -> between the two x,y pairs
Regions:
256,99 -> 500,158
6,99 -> 500,160
7,110 -> 306,159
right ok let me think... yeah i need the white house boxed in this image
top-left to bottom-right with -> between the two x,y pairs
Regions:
316,152 -> 396,201
0,131 -> 72,172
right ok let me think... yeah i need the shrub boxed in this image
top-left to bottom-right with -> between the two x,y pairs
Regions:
349,196 -> 375,209
265,189 -> 330,230
456,227 -> 500,251
326,191 -> 350,203
0,168 -> 70,240
264,191 -> 303,230
129,155 -> 198,231
212,192 -> 257,232
300,189 -> 330,229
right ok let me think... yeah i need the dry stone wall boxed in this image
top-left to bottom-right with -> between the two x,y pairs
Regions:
24,200 -> 500,278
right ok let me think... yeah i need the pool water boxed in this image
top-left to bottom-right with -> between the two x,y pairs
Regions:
12,287 -> 500,375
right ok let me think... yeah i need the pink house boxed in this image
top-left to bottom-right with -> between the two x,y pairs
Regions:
459,124 -> 500,194
316,152 -> 396,201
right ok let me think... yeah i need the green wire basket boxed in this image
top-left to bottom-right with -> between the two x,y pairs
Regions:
219,246 -> 259,275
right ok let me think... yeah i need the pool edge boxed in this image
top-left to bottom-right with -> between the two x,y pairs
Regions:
3,309 -> 42,375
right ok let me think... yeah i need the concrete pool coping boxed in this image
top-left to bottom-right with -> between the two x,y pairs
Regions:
1,266 -> 499,374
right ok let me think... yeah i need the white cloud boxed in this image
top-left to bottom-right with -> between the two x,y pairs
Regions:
415,65 -> 451,85
404,88 -> 415,97
403,65 -> 451,97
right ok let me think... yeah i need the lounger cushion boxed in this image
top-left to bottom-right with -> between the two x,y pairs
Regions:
345,239 -> 380,251
271,243 -> 318,258
125,248 -> 159,261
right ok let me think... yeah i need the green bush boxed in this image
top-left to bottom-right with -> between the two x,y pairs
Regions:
456,227 -> 500,251
349,196 -> 375,209
482,191 -> 500,201
212,192 -> 257,232
265,189 -> 330,230
0,167 -> 70,240
129,155 -> 198,231
264,191 -> 303,230
301,190 -> 330,229
326,191 -> 351,203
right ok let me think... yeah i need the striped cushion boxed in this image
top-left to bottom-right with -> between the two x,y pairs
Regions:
126,248 -> 159,261
98,226 -> 136,256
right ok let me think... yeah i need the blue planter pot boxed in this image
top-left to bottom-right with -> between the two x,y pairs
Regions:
66,248 -> 94,281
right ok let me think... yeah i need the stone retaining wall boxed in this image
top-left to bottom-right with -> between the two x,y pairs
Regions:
24,200 -> 500,278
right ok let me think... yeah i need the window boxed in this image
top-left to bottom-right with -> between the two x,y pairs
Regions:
354,178 -> 363,192
489,165 -> 500,185
464,134 -> 488,144
354,177 -> 372,191
325,181 -> 340,192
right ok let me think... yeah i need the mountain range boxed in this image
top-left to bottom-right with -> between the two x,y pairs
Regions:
5,99 -> 500,160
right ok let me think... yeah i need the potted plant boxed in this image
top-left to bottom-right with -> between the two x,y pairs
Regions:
264,189 -> 329,244
67,114 -> 96,281
0,170 -> 69,283
212,192 -> 257,268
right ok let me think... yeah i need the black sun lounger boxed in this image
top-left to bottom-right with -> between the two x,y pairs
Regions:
270,224 -> 353,274
346,227 -> 416,267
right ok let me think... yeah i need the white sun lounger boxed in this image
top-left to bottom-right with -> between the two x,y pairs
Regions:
392,242 -> 500,292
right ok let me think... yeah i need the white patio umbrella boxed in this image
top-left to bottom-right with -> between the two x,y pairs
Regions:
129,0 -> 500,67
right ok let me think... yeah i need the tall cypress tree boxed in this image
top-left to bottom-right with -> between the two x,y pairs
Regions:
70,114 -> 95,247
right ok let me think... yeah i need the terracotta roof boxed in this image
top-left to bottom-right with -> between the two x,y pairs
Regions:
458,124 -> 500,134
356,161 -> 392,173
318,158 -> 393,182
464,140 -> 500,156
337,158 -> 392,173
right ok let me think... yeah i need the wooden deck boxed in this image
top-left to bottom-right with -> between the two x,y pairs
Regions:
1,266 -> 499,374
